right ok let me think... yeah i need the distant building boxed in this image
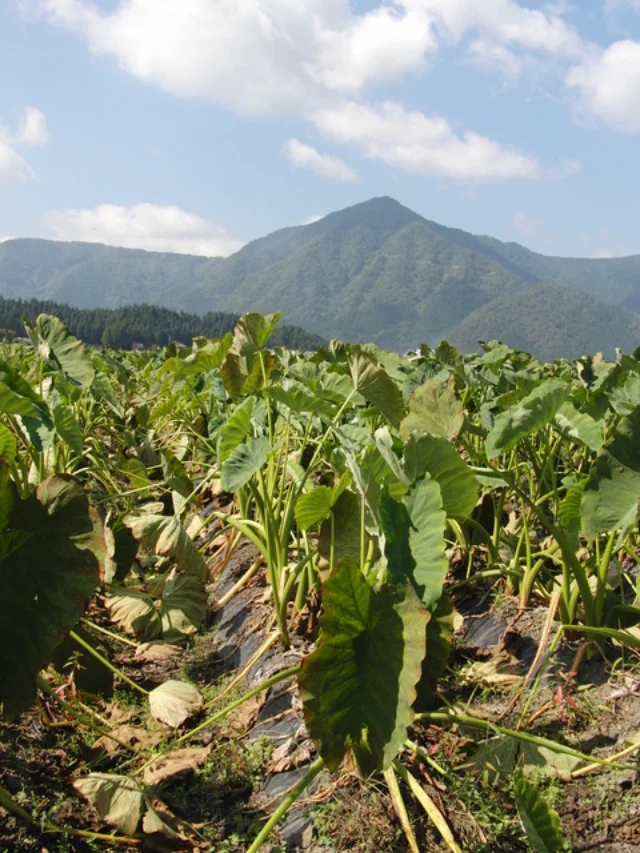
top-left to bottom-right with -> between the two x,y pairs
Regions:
131,341 -> 145,352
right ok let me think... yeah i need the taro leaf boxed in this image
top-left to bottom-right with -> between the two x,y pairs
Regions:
142,805 -> 182,839
0,359 -> 50,419
299,561 -> 429,774
400,376 -> 464,441
53,402 -> 84,456
143,745 -> 212,786
217,396 -> 255,463
104,520 -> 139,584
161,449 -> 193,500
28,314 -> 95,389
295,475 -> 350,531
581,406 -> 640,536
160,571 -> 207,642
52,626 -> 113,697
318,489 -> 372,565
553,402 -> 603,453
295,486 -> 335,531
413,592 -> 455,711
514,776 -> 567,853
105,590 -> 162,641
379,481 -> 448,609
558,481 -> 586,552
0,475 -> 105,721
125,514 -> 208,580
268,383 -> 337,418
486,380 -> 570,459
232,312 -> 282,355
220,436 -> 270,493
374,427 -> 411,488
349,350 -> 405,428
404,434 -> 478,519
149,680 -> 204,728
0,423 -> 16,464
73,774 -> 144,836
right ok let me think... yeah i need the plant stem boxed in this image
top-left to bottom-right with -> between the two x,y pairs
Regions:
246,757 -> 325,853
69,630 -> 147,696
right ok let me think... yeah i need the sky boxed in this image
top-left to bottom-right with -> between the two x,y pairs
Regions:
2,0 -> 640,259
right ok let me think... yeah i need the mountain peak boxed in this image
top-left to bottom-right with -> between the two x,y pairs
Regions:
312,195 -> 420,232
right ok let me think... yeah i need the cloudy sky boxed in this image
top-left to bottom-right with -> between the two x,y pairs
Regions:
2,0 -> 640,258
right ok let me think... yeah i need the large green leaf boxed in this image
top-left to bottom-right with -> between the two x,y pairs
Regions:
404,434 -> 478,519
514,776 -> 567,853
486,380 -> 570,459
318,489 -> 372,565
220,436 -> 270,493
299,561 -> 429,773
553,402 -> 603,452
0,475 -> 105,720
125,514 -> 208,579
558,481 -> 585,551
404,477 -> 448,608
0,360 -> 49,419
217,396 -> 256,463
267,383 -> 337,417
232,312 -> 282,355
0,423 -> 16,465
53,401 -> 84,456
295,475 -> 350,531
28,314 -> 95,389
349,350 -> 405,428
400,376 -> 463,441
414,592 -> 456,710
581,406 -> 640,536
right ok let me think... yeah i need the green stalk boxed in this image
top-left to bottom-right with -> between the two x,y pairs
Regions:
68,630 -> 147,697
595,531 -> 617,626
246,757 -> 325,853
415,710 -> 632,770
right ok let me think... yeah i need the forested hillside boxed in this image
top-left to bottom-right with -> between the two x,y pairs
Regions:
0,297 -> 325,350
2,197 -> 640,357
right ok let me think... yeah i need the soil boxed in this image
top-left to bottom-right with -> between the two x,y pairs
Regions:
3,541 -> 640,852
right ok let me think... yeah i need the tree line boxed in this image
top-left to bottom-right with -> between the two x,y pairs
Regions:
0,297 -> 326,350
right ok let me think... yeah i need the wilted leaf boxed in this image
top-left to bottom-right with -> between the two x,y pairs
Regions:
160,571 -> 207,642
105,590 -> 162,641
125,514 -> 208,580
73,773 -> 144,835
143,746 -> 212,786
149,680 -> 204,728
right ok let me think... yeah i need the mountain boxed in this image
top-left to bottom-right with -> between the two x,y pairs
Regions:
2,197 -> 639,359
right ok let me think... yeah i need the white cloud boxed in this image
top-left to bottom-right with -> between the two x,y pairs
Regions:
285,139 -> 357,182
0,236 -> 13,243
0,105 -> 50,181
0,143 -> 36,182
301,214 -> 325,225
312,100 -> 541,180
468,40 -> 524,79
30,0 -> 438,114
16,106 -> 50,146
603,0 -> 640,14
29,0 -> 585,110
567,40 -> 640,131
45,203 -> 244,257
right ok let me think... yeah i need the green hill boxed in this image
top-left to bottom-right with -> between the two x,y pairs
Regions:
2,197 -> 640,359
446,284 -> 640,360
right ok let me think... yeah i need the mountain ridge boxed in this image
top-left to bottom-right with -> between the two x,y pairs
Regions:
2,196 -> 639,359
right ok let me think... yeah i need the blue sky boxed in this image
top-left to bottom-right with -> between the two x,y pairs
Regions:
2,0 -> 640,258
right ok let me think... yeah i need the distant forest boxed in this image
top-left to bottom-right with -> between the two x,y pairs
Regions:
0,297 -> 326,351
